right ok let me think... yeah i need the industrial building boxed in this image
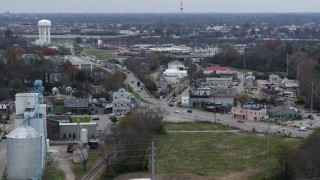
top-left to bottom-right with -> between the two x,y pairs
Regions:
59,122 -> 97,140
6,81 -> 47,180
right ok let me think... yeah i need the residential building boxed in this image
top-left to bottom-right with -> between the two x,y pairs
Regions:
232,107 -> 269,121
64,98 -> 89,115
281,78 -> 299,89
112,88 -> 134,115
269,74 -> 280,84
245,74 -> 255,87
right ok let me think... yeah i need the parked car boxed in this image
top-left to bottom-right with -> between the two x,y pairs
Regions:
175,110 -> 179,113
298,127 -> 308,131
67,143 -> 73,153
187,109 -> 192,113
92,115 -> 100,120
307,115 -> 314,119
65,112 -> 72,115
237,120 -> 244,123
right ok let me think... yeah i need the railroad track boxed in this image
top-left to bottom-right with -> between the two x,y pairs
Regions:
81,159 -> 105,180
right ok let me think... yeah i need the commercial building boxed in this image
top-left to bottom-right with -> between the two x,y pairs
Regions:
189,87 -> 236,108
59,122 -> 97,140
268,103 -> 300,118
163,60 -> 188,78
203,66 -> 228,75
232,107 -> 269,121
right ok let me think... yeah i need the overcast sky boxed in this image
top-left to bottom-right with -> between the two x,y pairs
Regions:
1,0 -> 320,13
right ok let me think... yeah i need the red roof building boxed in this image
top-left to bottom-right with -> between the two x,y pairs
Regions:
203,66 -> 228,75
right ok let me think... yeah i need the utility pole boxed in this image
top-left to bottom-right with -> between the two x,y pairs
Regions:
311,81 -> 314,116
77,118 -> 80,142
286,53 -> 289,77
243,48 -> 246,89
180,1 -> 183,38
214,96 -> 216,122
244,48 -> 246,72
297,63 -> 300,97
152,142 -> 155,180
266,120 -> 270,179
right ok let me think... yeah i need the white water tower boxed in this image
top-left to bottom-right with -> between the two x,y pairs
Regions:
36,19 -> 51,46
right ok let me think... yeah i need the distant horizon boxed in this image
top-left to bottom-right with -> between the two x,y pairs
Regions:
3,12 -> 320,14
1,0 -> 320,14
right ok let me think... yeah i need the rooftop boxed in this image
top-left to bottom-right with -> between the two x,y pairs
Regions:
64,98 -> 89,108
203,66 -> 228,72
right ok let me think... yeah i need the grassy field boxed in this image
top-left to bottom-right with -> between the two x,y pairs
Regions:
52,105 -> 64,114
164,122 -> 234,131
42,166 -> 65,180
84,48 -> 125,60
71,117 -> 92,123
152,123 -> 303,179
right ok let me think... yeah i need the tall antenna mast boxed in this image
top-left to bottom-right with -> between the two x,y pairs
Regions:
180,1 -> 183,38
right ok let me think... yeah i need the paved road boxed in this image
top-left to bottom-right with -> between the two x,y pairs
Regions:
0,140 -> 7,179
80,51 -> 312,139
163,107 -> 311,138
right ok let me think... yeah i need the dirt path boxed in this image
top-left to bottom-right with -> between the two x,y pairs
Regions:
167,130 -> 242,133
51,146 -> 76,180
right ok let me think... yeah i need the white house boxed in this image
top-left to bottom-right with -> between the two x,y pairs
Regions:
112,88 -> 133,115
269,74 -> 280,83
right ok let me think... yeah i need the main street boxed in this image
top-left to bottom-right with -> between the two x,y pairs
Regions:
81,50 -> 312,139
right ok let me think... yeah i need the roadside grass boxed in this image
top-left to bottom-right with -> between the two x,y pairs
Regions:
84,48 -> 125,60
42,166 -> 65,180
132,91 -> 152,104
52,105 -> 64,114
153,123 -> 303,179
71,117 -> 92,123
72,149 -> 102,179
164,122 -> 234,131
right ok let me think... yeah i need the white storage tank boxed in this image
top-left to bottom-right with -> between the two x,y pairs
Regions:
7,125 -> 42,180
80,128 -> 88,144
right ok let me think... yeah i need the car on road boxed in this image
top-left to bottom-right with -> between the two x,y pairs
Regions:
298,127 -> 308,131
175,110 -> 179,113
131,81 -> 134,83
92,115 -> 100,120
65,112 -> 72,115
237,120 -> 244,123
187,109 -> 192,113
